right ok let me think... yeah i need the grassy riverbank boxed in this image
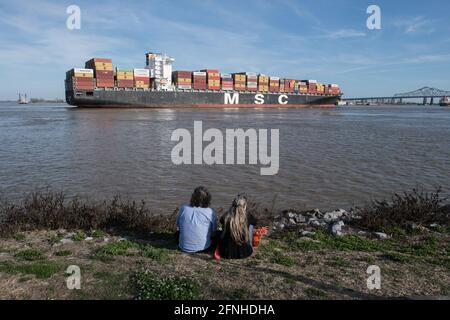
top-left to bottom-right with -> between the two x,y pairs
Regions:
0,190 -> 449,300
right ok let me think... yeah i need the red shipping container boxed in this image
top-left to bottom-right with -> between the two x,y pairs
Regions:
87,58 -> 112,63
117,80 -> 134,88
134,76 -> 150,84
96,79 -> 115,88
95,70 -> 114,78
73,77 -> 95,84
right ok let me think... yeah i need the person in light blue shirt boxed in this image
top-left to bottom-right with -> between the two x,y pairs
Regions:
176,186 -> 217,253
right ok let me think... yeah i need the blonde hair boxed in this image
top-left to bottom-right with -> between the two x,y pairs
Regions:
222,194 -> 249,245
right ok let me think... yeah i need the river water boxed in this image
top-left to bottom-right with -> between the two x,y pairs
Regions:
0,102 -> 449,213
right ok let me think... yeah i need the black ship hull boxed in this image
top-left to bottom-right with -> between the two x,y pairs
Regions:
65,88 -> 340,108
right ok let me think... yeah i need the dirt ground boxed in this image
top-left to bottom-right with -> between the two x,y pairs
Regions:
0,229 -> 449,300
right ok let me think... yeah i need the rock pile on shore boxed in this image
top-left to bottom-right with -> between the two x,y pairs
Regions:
272,208 -> 390,239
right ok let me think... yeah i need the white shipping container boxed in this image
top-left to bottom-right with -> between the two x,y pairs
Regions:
177,85 -> 192,89
308,80 -> 318,84
331,84 -> 339,88
134,69 -> 150,77
270,77 -> 280,81
221,73 -> 232,78
74,68 -> 94,74
193,71 -> 207,76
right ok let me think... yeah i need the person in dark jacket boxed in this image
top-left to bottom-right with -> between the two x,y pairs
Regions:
218,194 -> 257,259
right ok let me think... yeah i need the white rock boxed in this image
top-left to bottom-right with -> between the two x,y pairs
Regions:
373,232 -> 389,240
323,210 -> 346,223
308,218 -> 321,227
84,237 -> 94,241
274,222 -> 285,230
289,218 -> 297,225
358,231 -> 370,236
103,237 -> 110,242
331,221 -> 345,237
295,215 -> 307,223
287,212 -> 296,219
300,231 -> 316,237
60,238 -> 73,244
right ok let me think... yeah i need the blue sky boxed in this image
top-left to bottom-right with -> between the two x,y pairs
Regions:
0,0 -> 449,100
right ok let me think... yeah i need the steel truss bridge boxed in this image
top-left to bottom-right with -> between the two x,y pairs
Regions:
344,87 -> 450,105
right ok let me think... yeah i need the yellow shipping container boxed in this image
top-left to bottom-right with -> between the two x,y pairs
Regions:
116,73 -> 134,80
94,62 -> 113,71
177,78 -> 192,84
74,72 -> 94,78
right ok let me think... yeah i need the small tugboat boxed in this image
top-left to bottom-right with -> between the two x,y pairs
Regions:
18,93 -> 29,104
439,96 -> 450,106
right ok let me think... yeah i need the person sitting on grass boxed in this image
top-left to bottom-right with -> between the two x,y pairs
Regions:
176,186 -> 217,253
218,194 -> 257,259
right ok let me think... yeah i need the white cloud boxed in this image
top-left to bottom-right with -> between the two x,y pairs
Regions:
393,16 -> 437,35
322,29 -> 367,39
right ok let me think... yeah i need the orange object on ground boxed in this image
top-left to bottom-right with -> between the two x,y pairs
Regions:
252,227 -> 268,248
214,247 -> 221,260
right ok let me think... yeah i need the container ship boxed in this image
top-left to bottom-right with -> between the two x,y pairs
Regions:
65,52 -> 342,108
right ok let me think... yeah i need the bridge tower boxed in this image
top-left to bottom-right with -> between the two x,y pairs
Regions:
423,97 -> 427,105
430,97 -> 434,105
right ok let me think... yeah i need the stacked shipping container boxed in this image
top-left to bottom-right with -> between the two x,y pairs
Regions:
69,54 -> 341,96
232,74 -> 246,91
85,58 -> 114,88
285,79 -> 296,93
279,79 -> 285,93
201,69 -> 220,90
66,68 -> 95,91
242,72 -> 257,92
221,74 -> 233,91
116,69 -> 134,88
299,81 -> 308,94
258,74 -> 269,92
329,84 -> 341,95
269,77 -> 280,93
317,83 -> 325,95
192,72 -> 207,90
134,69 -> 150,89
173,71 -> 192,90
305,80 -> 318,94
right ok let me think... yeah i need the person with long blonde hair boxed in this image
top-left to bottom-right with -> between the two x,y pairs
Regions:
218,194 -> 257,259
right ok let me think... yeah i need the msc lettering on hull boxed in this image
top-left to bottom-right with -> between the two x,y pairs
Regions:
224,93 -> 289,105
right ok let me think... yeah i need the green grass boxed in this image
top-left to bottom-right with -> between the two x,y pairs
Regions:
55,250 -> 72,257
382,252 -> 414,264
325,256 -> 351,268
92,240 -> 170,263
304,287 -> 328,299
131,270 -> 201,300
14,249 -> 45,261
13,233 -> 26,241
227,288 -> 250,300
48,233 -> 64,245
283,231 -> 393,253
140,244 -> 170,263
90,230 -> 107,238
72,231 -> 87,242
0,261 -> 63,279
270,251 -> 296,267
92,271 -> 130,299
257,240 -> 296,266
92,240 -> 138,260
